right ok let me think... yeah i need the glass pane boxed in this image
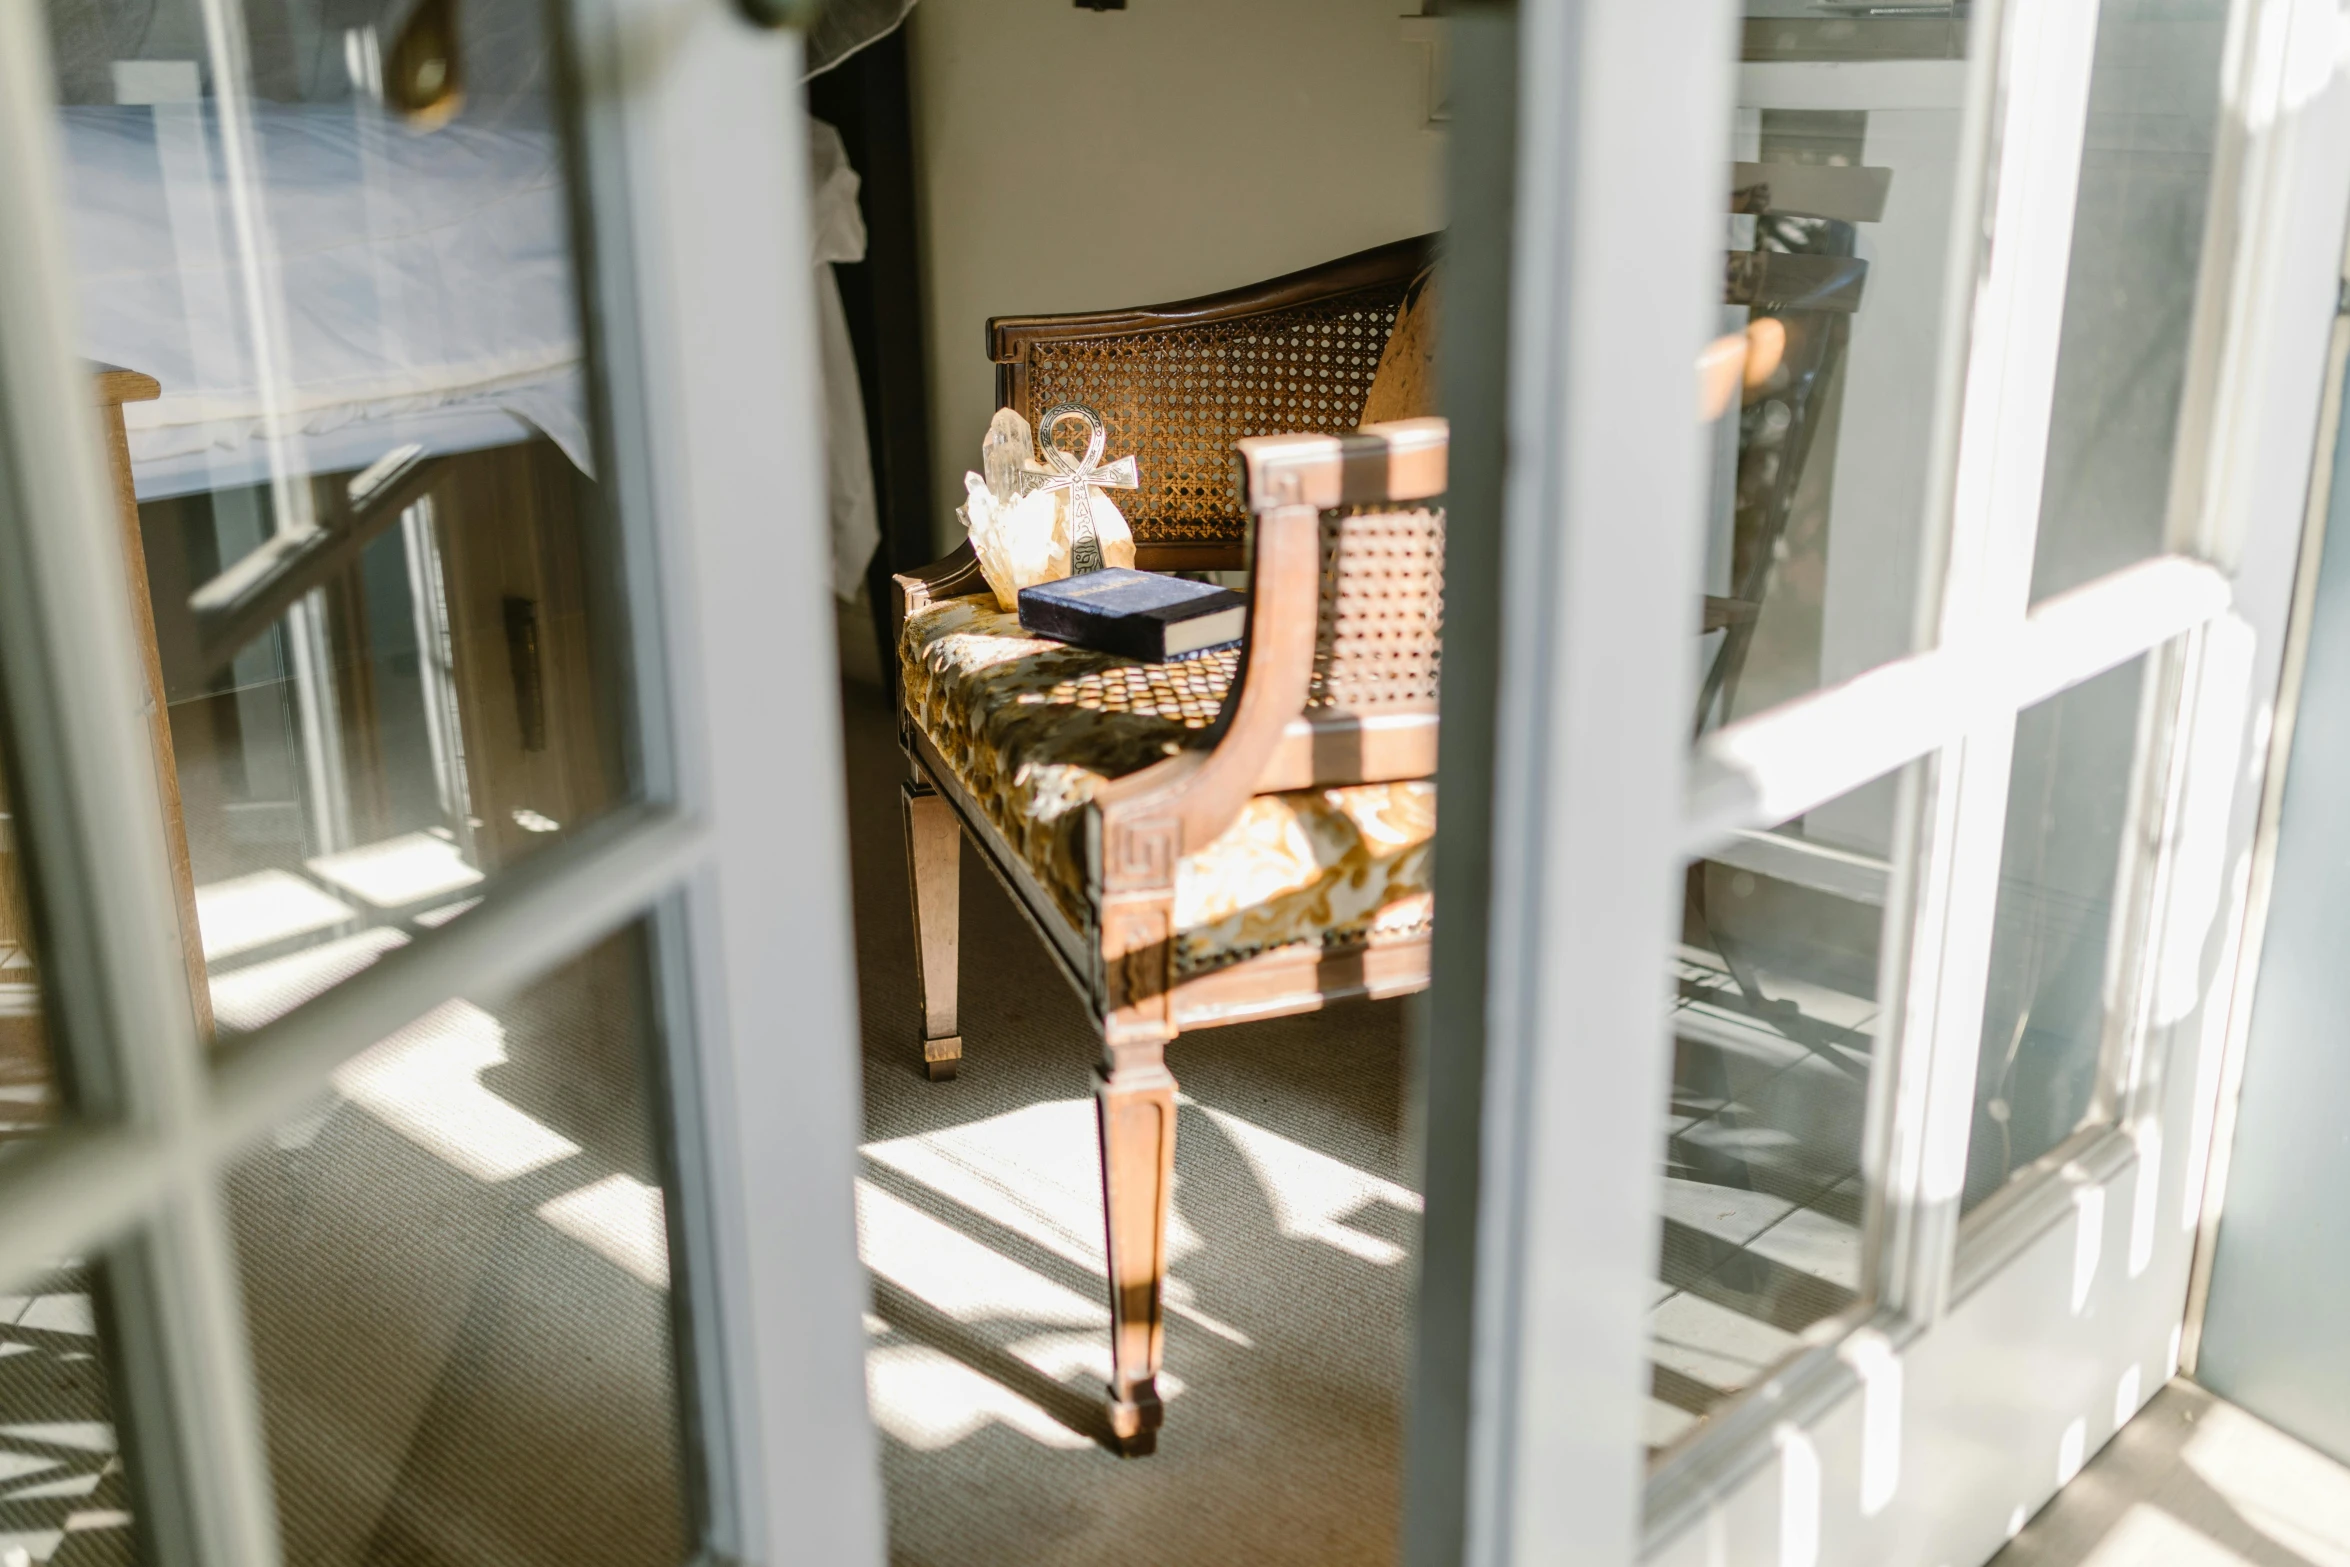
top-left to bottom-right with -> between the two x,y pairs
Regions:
0,756 -> 66,1153
2029,0 -> 2230,602
0,1260 -> 139,1566
1962,653 -> 2153,1213
1649,766 -> 1909,1456
43,0 -> 632,1043
1694,9 -> 1973,734
229,920 -> 691,1566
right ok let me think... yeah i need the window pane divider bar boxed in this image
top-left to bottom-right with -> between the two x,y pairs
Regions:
0,1126 -> 171,1289
0,807 -> 705,1306
1947,1118 -> 2137,1301
1642,1301 -> 1920,1551
125,1182 -> 296,1567
1875,0 -> 2118,1329
0,11 -> 287,1562
208,804 -> 707,1153
1684,554 -> 2232,858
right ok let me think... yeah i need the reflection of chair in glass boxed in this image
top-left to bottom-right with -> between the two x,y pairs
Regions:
1688,161 -> 1886,1002
1680,163 -> 1886,1264
1696,163 -> 1880,736
889,239 -> 1445,1453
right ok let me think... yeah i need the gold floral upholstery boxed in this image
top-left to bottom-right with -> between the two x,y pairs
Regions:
900,594 -> 1436,978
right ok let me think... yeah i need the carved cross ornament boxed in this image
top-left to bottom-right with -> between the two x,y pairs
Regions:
1033,403 -> 1138,574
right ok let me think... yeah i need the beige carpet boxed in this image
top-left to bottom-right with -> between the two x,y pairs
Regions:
0,927 -> 691,1567
837,676 -> 1417,1567
224,926 -> 689,1567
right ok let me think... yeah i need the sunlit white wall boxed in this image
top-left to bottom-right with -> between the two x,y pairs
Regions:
905,0 -> 1447,547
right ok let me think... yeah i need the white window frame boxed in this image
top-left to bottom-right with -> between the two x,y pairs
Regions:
1421,0 -> 2350,1563
0,0 -> 885,1562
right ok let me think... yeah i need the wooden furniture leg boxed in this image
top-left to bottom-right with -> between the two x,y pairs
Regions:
1096,1036 -> 1177,1456
900,778 -> 962,1080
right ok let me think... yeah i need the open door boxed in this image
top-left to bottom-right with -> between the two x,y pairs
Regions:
1414,1 -> 2350,1564
0,0 -> 882,1561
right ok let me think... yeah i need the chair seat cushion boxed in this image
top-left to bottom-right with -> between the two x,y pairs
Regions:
902,593 -> 1435,980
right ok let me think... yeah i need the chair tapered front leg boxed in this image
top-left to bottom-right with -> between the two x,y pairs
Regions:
900,779 -> 963,1080
1096,1038 -> 1177,1456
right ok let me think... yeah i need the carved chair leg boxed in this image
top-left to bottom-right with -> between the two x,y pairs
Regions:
900,779 -> 963,1080
1096,1039 -> 1177,1456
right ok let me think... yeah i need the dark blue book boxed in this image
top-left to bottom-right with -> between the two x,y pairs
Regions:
1017,569 -> 1248,662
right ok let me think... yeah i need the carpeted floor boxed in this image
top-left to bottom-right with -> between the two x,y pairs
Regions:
835,675 -> 1420,1567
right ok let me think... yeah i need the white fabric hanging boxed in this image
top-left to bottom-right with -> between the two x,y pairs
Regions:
802,0 -> 918,78
808,117 -> 881,602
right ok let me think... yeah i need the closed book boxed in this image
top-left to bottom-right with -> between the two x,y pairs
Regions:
1017,569 -> 1248,662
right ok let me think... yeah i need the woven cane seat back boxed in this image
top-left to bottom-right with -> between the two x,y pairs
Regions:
1011,293 -> 1401,549
1308,506 -> 1444,713
991,236 -> 1433,555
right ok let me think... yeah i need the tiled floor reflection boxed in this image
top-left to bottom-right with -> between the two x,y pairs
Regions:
1648,943 -> 1874,1453
1,771 -> 63,1155
0,938 -> 56,1147
0,1270 -> 134,1567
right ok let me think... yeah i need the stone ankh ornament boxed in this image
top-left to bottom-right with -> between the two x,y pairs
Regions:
1032,404 -> 1140,575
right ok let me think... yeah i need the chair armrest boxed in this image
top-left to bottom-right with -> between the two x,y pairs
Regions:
1091,498 -> 1323,896
889,541 -> 988,663
1087,496 -> 1322,1040
1092,417 -> 1452,885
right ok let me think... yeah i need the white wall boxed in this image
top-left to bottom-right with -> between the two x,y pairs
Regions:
906,0 -> 1446,544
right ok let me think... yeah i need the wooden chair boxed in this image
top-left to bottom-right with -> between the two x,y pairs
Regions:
885,190 -> 1876,1449
891,238 -> 1442,1454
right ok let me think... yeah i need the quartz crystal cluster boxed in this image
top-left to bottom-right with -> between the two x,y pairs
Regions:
958,407 -> 1136,611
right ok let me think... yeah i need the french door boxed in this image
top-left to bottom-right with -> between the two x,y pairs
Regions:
1416,0 -> 2350,1564
0,0 -> 880,1563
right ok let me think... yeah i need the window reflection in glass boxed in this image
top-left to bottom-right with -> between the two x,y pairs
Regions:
0,1259 -> 140,1566
1697,7 -> 1969,736
46,0 -> 628,1043
0,758 -> 65,1154
1650,766 -> 1910,1456
2030,0 -> 2231,603
1963,654 -> 2153,1212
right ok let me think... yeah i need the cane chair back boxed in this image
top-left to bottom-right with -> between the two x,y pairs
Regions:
1305,505 -> 1445,717
989,236 -> 1435,568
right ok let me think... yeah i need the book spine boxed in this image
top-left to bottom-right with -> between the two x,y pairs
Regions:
1022,601 -> 1167,662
